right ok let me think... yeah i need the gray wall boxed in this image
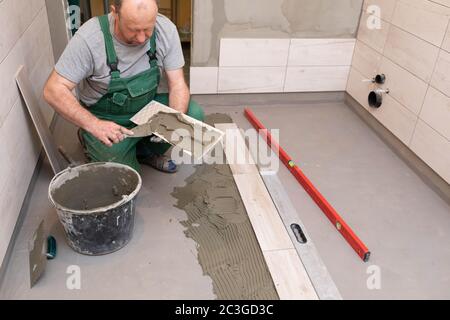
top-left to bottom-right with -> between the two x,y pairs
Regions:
192,0 -> 364,66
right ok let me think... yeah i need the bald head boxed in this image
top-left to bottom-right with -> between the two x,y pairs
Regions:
111,0 -> 158,45
113,0 -> 158,14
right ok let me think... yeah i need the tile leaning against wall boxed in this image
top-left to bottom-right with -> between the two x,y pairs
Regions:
0,0 -> 55,268
347,0 -> 450,183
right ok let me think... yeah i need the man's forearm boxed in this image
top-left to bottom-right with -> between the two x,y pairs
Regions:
44,83 -> 98,132
168,82 -> 190,114
43,71 -> 135,147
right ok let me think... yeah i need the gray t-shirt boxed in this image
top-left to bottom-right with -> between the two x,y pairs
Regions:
55,13 -> 184,106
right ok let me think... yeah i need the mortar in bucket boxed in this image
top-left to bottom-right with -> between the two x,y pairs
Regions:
48,162 -> 142,255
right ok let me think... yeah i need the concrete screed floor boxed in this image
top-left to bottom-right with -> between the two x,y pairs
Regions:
1,93 -> 449,300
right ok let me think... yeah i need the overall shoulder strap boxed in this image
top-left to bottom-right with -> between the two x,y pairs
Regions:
147,31 -> 158,67
98,15 -> 120,75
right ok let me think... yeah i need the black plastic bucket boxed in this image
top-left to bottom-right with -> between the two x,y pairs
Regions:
48,162 -> 142,255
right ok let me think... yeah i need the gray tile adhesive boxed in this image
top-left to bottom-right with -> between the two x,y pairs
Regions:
134,111 -> 221,159
171,114 -> 279,300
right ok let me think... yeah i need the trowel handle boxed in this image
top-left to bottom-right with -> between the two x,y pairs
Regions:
46,236 -> 57,260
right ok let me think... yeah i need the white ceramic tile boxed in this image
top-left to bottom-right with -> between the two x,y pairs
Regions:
347,68 -> 417,145
348,66 -> 418,143
284,66 -> 350,92
410,120 -> 450,183
352,40 -> 383,78
420,86 -> 450,140
392,0 -> 450,47
378,57 -> 428,115
431,49 -> 450,97
288,39 -> 355,66
0,7 -> 54,127
29,50 -> 56,127
370,94 -> 418,145
232,174 -> 294,252
398,0 -> 450,13
0,4 -> 53,266
351,0 -> 450,177
442,22 -> 450,52
0,0 -> 45,62
432,0 -> 450,8
357,11 -> 391,53
219,39 -> 290,67
346,67 -> 376,110
384,25 -> 440,83
189,67 -> 218,94
263,250 -> 318,300
0,45 -> 25,127
218,67 -> 285,93
0,97 -> 41,265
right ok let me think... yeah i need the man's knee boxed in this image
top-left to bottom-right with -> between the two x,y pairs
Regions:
187,100 -> 205,121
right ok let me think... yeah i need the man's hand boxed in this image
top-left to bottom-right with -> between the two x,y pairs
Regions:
86,119 -> 135,147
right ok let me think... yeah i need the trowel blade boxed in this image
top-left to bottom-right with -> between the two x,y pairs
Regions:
29,221 -> 47,288
129,123 -> 153,138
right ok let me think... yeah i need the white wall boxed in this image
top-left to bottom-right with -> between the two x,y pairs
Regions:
347,0 -> 450,183
0,0 -> 55,267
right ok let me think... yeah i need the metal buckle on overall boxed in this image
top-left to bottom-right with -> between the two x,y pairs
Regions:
147,51 -> 157,61
109,62 -> 120,74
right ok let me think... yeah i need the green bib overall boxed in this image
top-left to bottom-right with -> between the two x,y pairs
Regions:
81,15 -> 204,172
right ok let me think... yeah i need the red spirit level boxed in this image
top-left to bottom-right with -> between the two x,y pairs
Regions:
244,108 -> 371,262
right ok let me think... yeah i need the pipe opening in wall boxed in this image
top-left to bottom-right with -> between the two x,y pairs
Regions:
374,74 -> 386,84
368,91 -> 383,108
368,89 -> 389,108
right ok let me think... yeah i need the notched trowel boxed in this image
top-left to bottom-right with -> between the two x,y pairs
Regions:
129,122 -> 156,138
29,221 -> 57,288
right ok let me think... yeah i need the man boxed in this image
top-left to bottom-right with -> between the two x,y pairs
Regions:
44,0 -> 204,173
